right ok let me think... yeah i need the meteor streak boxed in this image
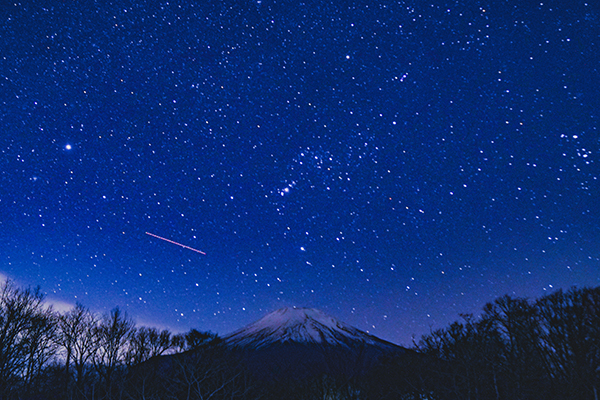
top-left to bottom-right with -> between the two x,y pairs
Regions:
145,232 -> 206,255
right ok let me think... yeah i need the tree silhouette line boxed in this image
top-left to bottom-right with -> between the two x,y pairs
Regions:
1,278 -> 599,399
371,286 -> 600,400
0,279 -> 221,400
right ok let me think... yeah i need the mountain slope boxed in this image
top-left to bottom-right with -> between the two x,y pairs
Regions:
222,307 -> 406,381
223,307 -> 399,349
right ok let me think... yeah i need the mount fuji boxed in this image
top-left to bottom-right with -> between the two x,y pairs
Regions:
221,307 -> 407,380
134,308 -> 418,397
223,307 -> 400,350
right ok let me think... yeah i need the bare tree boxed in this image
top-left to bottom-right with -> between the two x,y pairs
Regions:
127,327 -> 175,367
185,329 -> 220,350
126,327 -> 150,367
57,302 -> 99,397
537,287 -> 600,400
0,279 -> 54,397
147,327 -> 173,358
93,306 -> 135,398
161,347 -> 254,400
23,308 -> 58,396
482,295 -> 544,400
171,333 -> 187,353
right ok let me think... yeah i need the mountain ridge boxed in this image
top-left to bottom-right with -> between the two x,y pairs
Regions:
223,307 -> 401,350
219,307 -> 406,381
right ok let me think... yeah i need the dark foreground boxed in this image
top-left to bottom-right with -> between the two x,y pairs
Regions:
2,279 -> 599,399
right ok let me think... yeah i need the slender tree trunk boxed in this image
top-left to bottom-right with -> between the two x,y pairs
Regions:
65,347 -> 72,397
493,369 -> 500,400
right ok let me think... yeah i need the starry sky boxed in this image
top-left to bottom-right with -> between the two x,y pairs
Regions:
1,0 -> 599,345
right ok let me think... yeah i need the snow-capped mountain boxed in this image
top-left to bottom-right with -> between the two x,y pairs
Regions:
221,307 -> 406,381
223,307 -> 399,350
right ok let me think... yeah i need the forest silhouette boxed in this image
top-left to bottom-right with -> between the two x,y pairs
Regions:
1,278 -> 598,399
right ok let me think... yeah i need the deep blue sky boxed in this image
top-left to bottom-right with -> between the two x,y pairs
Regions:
1,0 -> 598,345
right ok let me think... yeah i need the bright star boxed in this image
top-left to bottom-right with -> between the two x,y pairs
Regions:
65,144 -> 72,150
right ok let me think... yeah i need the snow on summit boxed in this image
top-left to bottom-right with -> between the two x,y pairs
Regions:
223,307 -> 399,349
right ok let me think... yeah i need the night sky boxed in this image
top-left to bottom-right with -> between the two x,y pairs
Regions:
1,0 -> 599,346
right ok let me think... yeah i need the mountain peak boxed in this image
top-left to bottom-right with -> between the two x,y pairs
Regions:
223,307 -> 398,349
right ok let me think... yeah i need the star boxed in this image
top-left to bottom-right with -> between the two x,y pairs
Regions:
1,0 -> 596,350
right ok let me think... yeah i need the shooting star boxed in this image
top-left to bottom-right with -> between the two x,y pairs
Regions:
145,232 -> 206,255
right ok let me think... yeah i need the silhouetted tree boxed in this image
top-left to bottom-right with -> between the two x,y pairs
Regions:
93,306 -> 135,398
56,302 -> 99,398
536,287 -> 600,400
22,308 -> 58,396
171,333 -> 187,353
125,344 -> 257,400
0,279 -> 56,399
185,328 -> 221,350
416,316 -> 489,399
126,326 -> 175,366
148,327 -> 174,357
165,347 -> 254,400
480,295 -> 545,399
4,278 -> 600,400
416,289 -> 600,400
